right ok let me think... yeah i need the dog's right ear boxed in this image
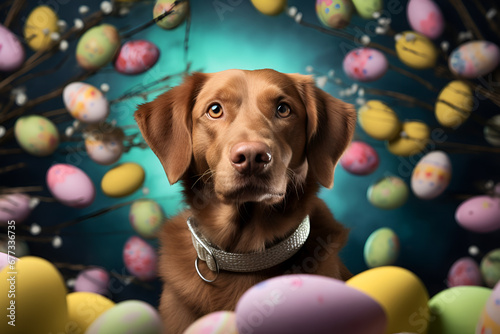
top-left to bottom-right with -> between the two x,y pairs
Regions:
134,73 -> 207,185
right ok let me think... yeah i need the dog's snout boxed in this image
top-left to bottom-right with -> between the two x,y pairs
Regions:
230,142 -> 272,175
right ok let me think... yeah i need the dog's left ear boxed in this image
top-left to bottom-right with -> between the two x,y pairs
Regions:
289,74 -> 357,189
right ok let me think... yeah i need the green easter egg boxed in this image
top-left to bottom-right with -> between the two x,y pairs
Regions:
364,227 -> 399,268
316,0 -> 354,29
14,115 -> 59,156
154,0 -> 189,30
481,249 -> 500,288
129,199 -> 165,239
352,0 -> 383,19
367,176 -> 409,210
76,24 -> 120,70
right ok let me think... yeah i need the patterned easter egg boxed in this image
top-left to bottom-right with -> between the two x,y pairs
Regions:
74,268 -> 110,295
129,199 -> 165,239
123,236 -> 157,281
343,47 -> 388,82
485,115 -> 500,147
352,0 -> 383,19
316,0 -> 354,29
435,81 -> 474,128
184,311 -> 238,334
0,193 -> 31,225
387,121 -> 430,156
114,40 -> 160,75
447,257 -> 483,287
236,275 -> 387,334
86,300 -> 163,334
0,24 -> 25,71
63,82 -> 109,123
250,0 -> 287,16
407,0 -> 444,39
340,141 -> 379,175
358,100 -> 401,141
411,151 -> 452,200
76,24 -> 120,70
455,196 -> 500,233
475,281 -> 500,334
481,249 -> 500,288
67,292 -> 114,333
396,31 -> 438,69
449,41 -> 500,79
85,125 -> 124,165
24,6 -> 58,51
364,227 -> 399,268
367,176 -> 409,210
154,0 -> 190,29
101,163 -> 146,198
14,115 -> 59,156
46,164 -> 95,208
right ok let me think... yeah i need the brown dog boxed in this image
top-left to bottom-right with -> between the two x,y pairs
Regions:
135,69 -> 356,333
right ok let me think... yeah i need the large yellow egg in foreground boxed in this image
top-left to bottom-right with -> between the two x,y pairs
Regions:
24,5 -> 58,51
347,266 -> 430,334
396,31 -> 438,69
387,121 -> 430,156
435,81 -> 474,128
101,162 -> 145,197
358,100 -> 401,140
0,256 -> 68,334
66,292 -> 115,333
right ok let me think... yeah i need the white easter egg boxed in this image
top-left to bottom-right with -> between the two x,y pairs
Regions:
63,82 -> 109,123
411,151 -> 451,200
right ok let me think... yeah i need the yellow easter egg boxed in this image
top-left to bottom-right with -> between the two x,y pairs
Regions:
101,162 -> 145,197
24,5 -> 59,51
396,31 -> 438,69
0,256 -> 68,334
250,0 -> 287,16
358,100 -> 401,140
347,266 -> 430,334
435,81 -> 473,128
66,292 -> 115,333
387,121 -> 430,156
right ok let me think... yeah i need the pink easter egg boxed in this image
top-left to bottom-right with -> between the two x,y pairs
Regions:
74,268 -> 110,295
123,236 -> 157,281
46,164 -> 96,208
407,0 -> 444,39
450,41 -> 500,79
0,252 -> 17,272
447,257 -> 483,287
0,24 -> 25,72
340,141 -> 379,175
343,47 -> 388,82
114,40 -> 160,75
455,195 -> 500,233
184,311 -> 238,334
0,193 -> 32,225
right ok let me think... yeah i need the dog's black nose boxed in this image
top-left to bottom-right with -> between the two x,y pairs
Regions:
230,142 -> 272,175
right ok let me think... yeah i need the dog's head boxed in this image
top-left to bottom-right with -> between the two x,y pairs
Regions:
135,69 -> 355,205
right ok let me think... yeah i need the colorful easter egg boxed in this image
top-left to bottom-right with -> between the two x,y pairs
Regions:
367,176 -> 409,210
340,141 -> 379,175
447,257 -> 483,287
407,0 -> 444,39
66,292 -> 114,334
46,164 -> 96,208
24,6 -> 58,51
114,40 -> 160,75
352,0 -> 383,19
76,24 -> 120,70
485,115 -> 500,147
475,281 -> 500,334
0,193 -> 31,224
184,311 -> 238,334
449,41 -> 500,79
63,82 -> 109,123
387,121 -> 430,156
74,268 -> 110,295
343,47 -> 388,82
411,151 -> 452,200
236,274 -> 387,334
101,163 -> 145,198
154,0 -> 190,29
316,0 -> 354,29
250,0 -> 287,16
455,195 -> 500,233
86,300 -> 163,334
358,100 -> 401,140
364,227 -> 399,268
435,81 -> 474,128
123,236 -> 157,281
129,199 -> 165,239
84,125 -> 124,165
0,256 -> 68,334
428,286 -> 491,334
396,31 -> 438,69
0,24 -> 25,71
347,266 -> 430,334
481,249 -> 500,288
14,115 -> 59,156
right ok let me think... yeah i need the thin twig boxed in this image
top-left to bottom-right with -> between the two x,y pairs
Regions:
0,162 -> 26,174
389,64 -> 439,92
366,88 -> 435,111
448,0 -> 484,39
3,0 -> 26,28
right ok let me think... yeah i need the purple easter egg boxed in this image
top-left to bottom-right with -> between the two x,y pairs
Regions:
447,257 -> 483,287
46,164 -> 96,208
74,268 -> 110,295
455,195 -> 500,233
0,24 -> 25,72
343,47 -> 388,82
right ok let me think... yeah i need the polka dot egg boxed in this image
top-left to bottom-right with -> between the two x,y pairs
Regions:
63,82 -> 109,123
316,0 -> 354,29
76,24 -> 120,70
129,199 -> 165,239
14,115 -> 59,157
123,236 -> 157,281
84,126 -> 125,165
340,141 -> 379,175
343,47 -> 388,82
367,176 -> 409,210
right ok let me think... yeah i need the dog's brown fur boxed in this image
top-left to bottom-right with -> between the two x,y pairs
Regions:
135,69 -> 356,333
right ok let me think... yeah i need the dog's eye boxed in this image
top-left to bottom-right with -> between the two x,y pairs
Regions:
207,103 -> 223,119
276,103 -> 291,118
